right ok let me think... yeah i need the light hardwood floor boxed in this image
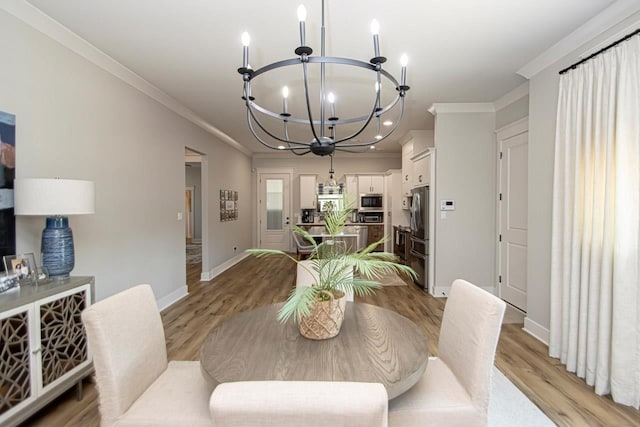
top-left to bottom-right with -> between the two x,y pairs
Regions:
23,256 -> 640,426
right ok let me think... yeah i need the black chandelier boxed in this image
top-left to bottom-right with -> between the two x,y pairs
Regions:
237,0 -> 410,156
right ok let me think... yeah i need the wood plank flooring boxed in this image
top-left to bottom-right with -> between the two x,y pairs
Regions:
23,256 -> 640,426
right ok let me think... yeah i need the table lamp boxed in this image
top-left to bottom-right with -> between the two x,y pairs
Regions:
14,178 -> 95,278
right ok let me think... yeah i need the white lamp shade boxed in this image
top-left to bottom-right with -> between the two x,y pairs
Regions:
14,178 -> 95,216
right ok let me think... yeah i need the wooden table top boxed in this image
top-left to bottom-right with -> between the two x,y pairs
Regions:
200,302 -> 429,399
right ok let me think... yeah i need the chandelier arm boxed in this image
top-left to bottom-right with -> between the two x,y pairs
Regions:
301,61 -> 323,143
326,78 -> 384,144
330,91 -> 403,144
246,107 -> 311,148
337,99 -> 406,147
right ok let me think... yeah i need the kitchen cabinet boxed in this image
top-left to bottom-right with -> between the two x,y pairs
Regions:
412,151 -> 431,187
367,224 -> 385,252
0,277 -> 94,427
299,174 -> 317,209
401,140 -> 413,197
358,175 -> 384,194
344,174 -> 358,201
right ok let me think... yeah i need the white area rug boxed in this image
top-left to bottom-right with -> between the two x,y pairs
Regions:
489,368 -> 556,426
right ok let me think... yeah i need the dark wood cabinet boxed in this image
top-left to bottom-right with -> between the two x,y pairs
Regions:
367,225 -> 384,252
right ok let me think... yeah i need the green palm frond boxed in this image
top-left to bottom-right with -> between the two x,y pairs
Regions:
278,285 -> 320,323
246,193 -> 417,324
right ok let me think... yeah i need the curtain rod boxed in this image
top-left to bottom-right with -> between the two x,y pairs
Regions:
559,27 -> 640,75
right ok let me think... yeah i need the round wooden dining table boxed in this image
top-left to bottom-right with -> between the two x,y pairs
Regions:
200,302 -> 429,399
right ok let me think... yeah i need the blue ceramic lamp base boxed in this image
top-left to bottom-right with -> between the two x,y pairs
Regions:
41,216 -> 75,278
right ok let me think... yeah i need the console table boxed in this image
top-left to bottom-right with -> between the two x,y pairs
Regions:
0,276 -> 94,427
201,302 -> 429,399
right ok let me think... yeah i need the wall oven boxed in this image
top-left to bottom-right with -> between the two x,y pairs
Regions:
359,194 -> 383,211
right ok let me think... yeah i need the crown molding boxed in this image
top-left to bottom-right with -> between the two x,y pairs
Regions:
493,82 -> 529,111
2,0 -> 251,157
517,0 -> 640,79
578,19 -> 640,58
428,103 -> 495,116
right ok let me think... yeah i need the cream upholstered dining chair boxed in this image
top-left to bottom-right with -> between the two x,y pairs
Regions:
81,284 -> 214,427
209,380 -> 388,427
389,279 -> 506,427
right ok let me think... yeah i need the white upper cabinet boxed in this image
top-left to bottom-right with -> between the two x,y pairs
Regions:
344,174 -> 358,201
358,175 -> 384,194
299,174 -> 317,209
401,130 -> 434,193
412,151 -> 431,187
401,140 -> 414,196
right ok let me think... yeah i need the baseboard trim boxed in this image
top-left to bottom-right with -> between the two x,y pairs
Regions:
523,317 -> 550,346
431,286 -> 450,298
201,252 -> 250,282
158,285 -> 188,312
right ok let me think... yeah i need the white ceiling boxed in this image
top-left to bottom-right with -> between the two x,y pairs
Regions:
26,0 -> 617,154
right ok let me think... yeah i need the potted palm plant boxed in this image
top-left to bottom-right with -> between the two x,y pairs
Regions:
246,195 -> 416,340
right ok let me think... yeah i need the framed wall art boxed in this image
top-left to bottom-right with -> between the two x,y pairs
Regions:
220,189 -> 238,221
0,111 -> 16,273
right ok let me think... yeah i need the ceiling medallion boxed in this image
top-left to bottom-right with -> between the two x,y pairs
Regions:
237,0 -> 410,156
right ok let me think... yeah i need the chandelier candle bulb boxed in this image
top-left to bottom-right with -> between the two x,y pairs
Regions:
400,54 -> 408,86
297,5 -> 307,47
371,19 -> 381,58
282,86 -> 290,115
328,92 -> 336,118
241,32 -> 250,69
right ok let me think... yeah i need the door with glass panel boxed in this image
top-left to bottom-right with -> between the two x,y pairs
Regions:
259,173 -> 291,251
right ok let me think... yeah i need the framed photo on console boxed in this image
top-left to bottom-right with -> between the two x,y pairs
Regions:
3,253 -> 38,285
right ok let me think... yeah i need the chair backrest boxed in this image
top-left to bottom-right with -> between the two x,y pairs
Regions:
81,284 -> 168,426
438,279 -> 506,418
210,380 -> 388,427
293,231 -> 315,251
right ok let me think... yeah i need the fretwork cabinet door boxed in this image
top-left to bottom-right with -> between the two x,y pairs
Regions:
34,284 -> 92,395
0,304 -> 37,423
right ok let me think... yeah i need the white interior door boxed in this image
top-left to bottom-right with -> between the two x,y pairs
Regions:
259,173 -> 291,251
498,125 -> 528,311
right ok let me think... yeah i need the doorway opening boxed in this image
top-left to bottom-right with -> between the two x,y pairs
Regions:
185,147 -> 205,290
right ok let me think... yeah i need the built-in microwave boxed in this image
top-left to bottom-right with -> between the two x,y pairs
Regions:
359,194 -> 383,211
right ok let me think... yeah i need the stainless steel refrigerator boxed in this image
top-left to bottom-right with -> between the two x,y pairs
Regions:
409,186 -> 428,289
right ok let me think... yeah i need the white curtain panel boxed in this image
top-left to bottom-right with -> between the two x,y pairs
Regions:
550,33 -> 640,408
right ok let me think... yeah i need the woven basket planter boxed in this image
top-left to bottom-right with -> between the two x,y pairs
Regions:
298,290 -> 347,340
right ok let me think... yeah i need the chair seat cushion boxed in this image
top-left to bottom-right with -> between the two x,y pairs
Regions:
388,357 -> 482,427
114,361 -> 214,427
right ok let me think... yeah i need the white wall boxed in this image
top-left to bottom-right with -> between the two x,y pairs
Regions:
526,11 -> 640,339
0,10 -> 252,303
433,111 -> 496,295
496,96 -> 529,129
